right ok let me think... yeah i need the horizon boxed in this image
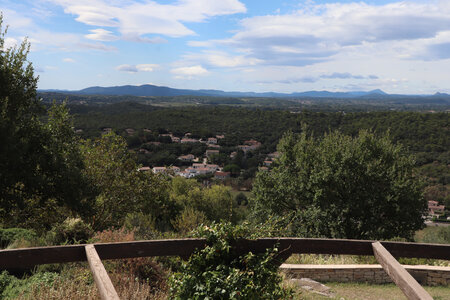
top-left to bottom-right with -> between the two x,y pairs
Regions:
2,0 -> 450,94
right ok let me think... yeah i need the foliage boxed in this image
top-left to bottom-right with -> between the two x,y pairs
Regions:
0,271 -> 58,299
169,177 -> 238,226
235,192 -> 248,205
252,130 -> 427,240
415,226 -> 450,245
171,207 -> 207,235
0,18 -> 90,230
0,228 -> 37,248
169,222 -> 291,299
47,217 -> 93,245
80,132 -> 174,230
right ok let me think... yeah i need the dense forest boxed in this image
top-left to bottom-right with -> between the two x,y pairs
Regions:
67,102 -> 449,210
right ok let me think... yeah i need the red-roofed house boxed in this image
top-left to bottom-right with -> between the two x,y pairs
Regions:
214,171 -> 231,180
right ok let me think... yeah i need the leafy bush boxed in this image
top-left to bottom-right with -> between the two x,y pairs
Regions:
47,218 -> 93,245
0,228 -> 37,248
169,222 -> 291,299
0,271 -> 14,296
416,226 -> 450,244
0,271 -> 58,299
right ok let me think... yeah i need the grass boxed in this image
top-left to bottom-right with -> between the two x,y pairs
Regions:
292,282 -> 450,300
285,254 -> 377,265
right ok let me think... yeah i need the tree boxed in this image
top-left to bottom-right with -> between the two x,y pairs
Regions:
252,130 -> 426,240
0,18 -> 88,230
80,132 -> 174,230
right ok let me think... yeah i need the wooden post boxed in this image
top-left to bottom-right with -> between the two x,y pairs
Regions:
85,244 -> 120,300
372,242 -> 433,300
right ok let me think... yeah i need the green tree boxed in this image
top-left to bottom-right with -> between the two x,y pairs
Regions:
80,132 -> 173,230
252,130 -> 426,240
0,18 -> 88,230
169,177 -> 237,224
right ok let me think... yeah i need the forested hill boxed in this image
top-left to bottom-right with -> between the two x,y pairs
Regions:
71,103 -> 448,163
70,103 -> 448,210
39,91 -> 450,111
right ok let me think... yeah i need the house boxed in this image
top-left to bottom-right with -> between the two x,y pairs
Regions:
170,166 -> 181,173
428,200 -> 445,217
125,128 -> 135,136
178,167 -> 197,178
238,140 -> 261,153
206,149 -> 219,157
238,145 -> 252,153
267,152 -> 280,159
196,167 -> 212,175
207,137 -> 217,144
192,163 -> 219,172
178,154 -> 195,162
216,134 -> 225,139
138,166 -> 151,172
214,171 -> 230,180
181,138 -> 199,143
244,139 -> 260,146
102,127 -> 112,135
143,128 -> 152,133
171,136 -> 180,143
145,141 -> 161,146
263,160 -> 273,167
206,164 -> 220,172
152,167 -> 166,174
139,148 -> 150,154
230,151 -> 237,158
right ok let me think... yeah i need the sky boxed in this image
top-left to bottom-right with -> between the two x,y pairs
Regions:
1,0 -> 450,94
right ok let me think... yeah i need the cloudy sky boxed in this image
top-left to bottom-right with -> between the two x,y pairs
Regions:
1,0 -> 450,94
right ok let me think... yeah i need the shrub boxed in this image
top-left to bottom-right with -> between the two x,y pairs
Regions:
171,207 -> 207,235
0,228 -> 37,248
1,271 -> 58,299
169,222 -> 291,299
47,218 -> 93,245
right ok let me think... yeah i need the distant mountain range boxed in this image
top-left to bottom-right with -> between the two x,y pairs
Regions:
39,84 -> 450,99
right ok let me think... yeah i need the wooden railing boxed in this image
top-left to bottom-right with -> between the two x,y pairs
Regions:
2,238 -> 449,299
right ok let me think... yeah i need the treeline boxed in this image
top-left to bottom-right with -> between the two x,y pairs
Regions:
71,103 -> 448,162
39,91 -> 450,112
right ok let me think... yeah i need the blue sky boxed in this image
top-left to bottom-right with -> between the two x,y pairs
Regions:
1,0 -> 450,94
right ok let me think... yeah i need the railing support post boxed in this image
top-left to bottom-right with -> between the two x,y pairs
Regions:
85,244 -> 120,300
372,242 -> 433,300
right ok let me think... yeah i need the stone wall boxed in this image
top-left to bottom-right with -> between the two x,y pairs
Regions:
280,264 -> 450,286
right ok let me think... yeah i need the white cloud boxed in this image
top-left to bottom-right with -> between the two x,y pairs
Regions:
85,29 -> 118,41
116,63 -> 159,73
0,8 -> 33,29
196,1 -> 450,67
182,51 -> 262,68
63,58 -> 75,63
77,42 -> 117,52
48,0 -> 246,39
171,65 -> 209,79
3,37 -> 18,49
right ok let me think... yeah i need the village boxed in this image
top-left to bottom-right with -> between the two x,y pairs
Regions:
130,130 -> 280,180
